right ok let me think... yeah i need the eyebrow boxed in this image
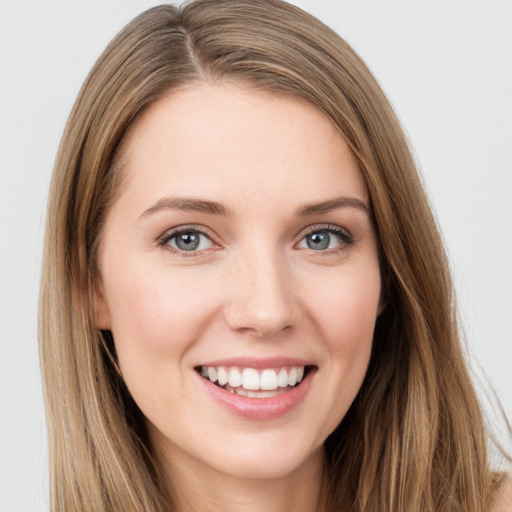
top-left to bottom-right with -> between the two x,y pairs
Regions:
140,197 -> 230,219
296,197 -> 369,216
139,195 -> 369,220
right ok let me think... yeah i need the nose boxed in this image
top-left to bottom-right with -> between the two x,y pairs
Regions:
224,251 -> 301,337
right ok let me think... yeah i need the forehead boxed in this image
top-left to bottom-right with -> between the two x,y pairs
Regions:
115,82 -> 367,215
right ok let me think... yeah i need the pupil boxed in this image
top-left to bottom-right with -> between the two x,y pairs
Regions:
177,232 -> 199,251
307,232 -> 329,250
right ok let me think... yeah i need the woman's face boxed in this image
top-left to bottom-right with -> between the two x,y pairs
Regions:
95,83 -> 381,481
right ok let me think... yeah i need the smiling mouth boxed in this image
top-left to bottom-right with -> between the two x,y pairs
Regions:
196,365 -> 314,398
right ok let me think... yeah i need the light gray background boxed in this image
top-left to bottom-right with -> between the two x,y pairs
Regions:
1,1 -> 511,510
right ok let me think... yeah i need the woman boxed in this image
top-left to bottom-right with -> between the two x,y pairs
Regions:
39,0 -> 511,510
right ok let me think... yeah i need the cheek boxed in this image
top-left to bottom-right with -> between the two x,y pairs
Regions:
331,277 -> 379,375
102,263 -> 224,362
308,262 -> 381,345
107,275 -> 166,350
101,265 -> 220,415
304,264 -> 380,429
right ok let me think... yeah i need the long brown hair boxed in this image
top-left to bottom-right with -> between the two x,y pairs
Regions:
39,1 -> 506,510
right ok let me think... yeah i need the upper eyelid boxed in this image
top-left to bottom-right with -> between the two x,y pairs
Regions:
158,224 -> 216,244
297,223 -> 352,239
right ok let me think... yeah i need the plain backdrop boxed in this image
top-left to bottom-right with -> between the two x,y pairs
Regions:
1,1 -> 511,510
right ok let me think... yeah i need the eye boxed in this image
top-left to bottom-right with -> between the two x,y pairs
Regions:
297,226 -> 352,251
163,229 -> 214,252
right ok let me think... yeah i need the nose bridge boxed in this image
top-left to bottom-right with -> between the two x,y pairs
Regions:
225,243 -> 299,336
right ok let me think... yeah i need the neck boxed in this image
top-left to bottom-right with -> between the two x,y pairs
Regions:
156,442 -> 326,512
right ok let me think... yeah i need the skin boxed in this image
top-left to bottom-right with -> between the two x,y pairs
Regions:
95,83 -> 382,512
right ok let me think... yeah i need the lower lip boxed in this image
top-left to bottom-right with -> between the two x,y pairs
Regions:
197,369 -> 315,420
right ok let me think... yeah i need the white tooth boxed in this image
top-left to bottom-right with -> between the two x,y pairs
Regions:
201,366 -> 208,378
288,367 -> 297,386
297,366 -> 304,383
208,367 -> 218,383
228,368 -> 242,388
277,368 -> 289,388
217,367 -> 228,386
260,369 -> 278,390
242,368 -> 260,390
247,391 -> 257,398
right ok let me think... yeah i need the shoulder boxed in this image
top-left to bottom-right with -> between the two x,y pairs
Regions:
494,472 -> 512,512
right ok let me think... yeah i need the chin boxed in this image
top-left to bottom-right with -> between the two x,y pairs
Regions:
202,433 -> 325,481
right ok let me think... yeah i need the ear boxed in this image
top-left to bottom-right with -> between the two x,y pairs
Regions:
93,277 -> 111,330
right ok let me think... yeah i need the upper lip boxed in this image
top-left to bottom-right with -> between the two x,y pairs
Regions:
196,356 -> 315,369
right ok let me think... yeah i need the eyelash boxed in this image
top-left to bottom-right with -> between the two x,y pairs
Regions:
298,224 -> 354,253
157,223 -> 354,257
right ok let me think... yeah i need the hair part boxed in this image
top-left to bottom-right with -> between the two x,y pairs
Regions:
40,1 -> 507,510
